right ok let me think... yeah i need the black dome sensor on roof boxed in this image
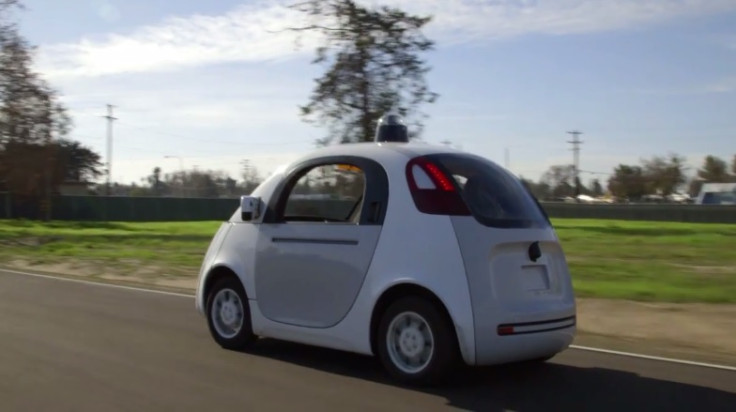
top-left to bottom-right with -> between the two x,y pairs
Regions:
374,113 -> 409,143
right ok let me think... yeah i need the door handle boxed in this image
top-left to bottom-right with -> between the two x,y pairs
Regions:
272,237 -> 359,246
368,201 -> 381,223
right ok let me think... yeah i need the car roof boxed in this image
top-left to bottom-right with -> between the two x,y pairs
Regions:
290,141 -> 466,166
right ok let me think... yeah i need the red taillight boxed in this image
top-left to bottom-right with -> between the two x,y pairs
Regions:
423,163 -> 455,191
497,325 -> 514,336
406,157 -> 471,216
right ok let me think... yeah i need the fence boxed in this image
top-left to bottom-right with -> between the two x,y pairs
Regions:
540,202 -> 736,224
0,193 -> 239,221
1,193 -> 735,223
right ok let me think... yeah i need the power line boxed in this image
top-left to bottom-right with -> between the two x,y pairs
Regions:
567,130 -> 583,198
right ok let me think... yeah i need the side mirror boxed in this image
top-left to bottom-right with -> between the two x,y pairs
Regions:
240,195 -> 261,221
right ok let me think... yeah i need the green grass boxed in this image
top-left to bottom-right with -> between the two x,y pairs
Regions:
550,219 -> 736,303
0,218 -> 734,303
0,220 -> 220,273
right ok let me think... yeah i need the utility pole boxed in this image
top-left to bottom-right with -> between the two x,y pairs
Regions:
104,104 -> 117,196
504,147 -> 510,170
567,130 -> 583,200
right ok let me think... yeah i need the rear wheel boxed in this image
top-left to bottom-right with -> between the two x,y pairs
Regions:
205,276 -> 256,350
376,296 -> 459,386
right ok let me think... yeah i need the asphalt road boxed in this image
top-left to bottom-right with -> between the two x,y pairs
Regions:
1,270 -> 734,412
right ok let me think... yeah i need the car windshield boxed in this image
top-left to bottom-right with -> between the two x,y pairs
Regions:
426,153 -> 550,229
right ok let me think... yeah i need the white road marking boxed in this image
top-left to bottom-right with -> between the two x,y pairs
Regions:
2,267 -> 735,372
0,268 -> 194,298
569,345 -> 736,372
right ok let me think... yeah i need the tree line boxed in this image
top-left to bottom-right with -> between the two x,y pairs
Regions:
522,153 -> 736,202
112,160 -> 362,200
110,161 -> 262,199
0,1 -> 102,218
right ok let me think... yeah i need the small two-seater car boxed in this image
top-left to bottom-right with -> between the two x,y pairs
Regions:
195,117 -> 576,385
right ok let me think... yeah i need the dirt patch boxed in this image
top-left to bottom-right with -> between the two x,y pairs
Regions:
575,298 -> 736,365
5,259 -> 104,277
669,263 -> 736,275
2,259 -> 197,292
2,258 -> 735,366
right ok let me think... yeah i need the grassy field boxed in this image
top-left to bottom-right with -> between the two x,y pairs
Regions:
0,220 -> 214,274
552,219 -> 736,303
0,218 -> 734,303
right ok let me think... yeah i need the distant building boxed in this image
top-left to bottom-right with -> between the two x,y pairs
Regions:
57,181 -> 94,196
696,183 -> 736,205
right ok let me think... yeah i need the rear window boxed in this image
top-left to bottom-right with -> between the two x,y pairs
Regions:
426,153 -> 550,229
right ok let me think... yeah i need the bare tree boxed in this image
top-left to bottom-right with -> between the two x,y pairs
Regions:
240,159 -> 262,194
285,0 -> 438,145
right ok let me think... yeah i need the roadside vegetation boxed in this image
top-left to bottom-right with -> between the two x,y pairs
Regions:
552,219 -> 736,303
0,218 -> 734,303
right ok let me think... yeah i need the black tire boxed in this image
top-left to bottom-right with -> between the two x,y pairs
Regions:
376,296 -> 459,386
205,276 -> 257,350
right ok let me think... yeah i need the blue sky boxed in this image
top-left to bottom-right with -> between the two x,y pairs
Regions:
15,0 -> 736,186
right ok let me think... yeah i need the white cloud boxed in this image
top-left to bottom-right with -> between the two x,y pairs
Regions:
36,1 -> 315,78
42,64 -> 324,186
35,0 -> 736,79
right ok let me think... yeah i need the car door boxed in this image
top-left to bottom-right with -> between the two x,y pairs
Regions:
254,155 -> 389,328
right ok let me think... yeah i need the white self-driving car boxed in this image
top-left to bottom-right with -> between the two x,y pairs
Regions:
195,118 -> 576,385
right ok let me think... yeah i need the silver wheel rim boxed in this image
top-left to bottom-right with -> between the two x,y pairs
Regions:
386,311 -> 434,374
211,288 -> 244,339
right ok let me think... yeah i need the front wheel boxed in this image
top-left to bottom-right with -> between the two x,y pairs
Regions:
205,276 -> 256,350
376,296 -> 459,386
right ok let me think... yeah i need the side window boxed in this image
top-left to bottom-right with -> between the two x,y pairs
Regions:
281,163 -> 366,223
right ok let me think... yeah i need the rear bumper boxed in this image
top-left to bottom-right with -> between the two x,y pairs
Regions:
497,315 -> 576,336
470,303 -> 577,366
475,320 -> 576,366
